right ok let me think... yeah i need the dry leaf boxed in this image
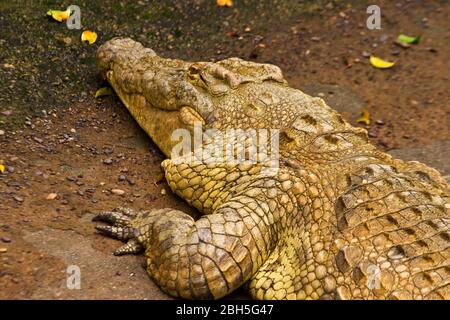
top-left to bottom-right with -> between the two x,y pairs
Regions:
356,110 -> 370,125
47,8 -> 70,22
81,31 -> 98,45
95,87 -> 112,98
217,0 -> 233,7
370,56 -> 395,69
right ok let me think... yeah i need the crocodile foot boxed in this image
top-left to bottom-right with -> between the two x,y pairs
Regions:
93,207 -> 143,256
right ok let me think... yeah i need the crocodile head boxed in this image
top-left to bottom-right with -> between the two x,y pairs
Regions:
97,38 -> 301,157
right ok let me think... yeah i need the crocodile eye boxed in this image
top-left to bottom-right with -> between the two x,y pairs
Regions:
188,64 -> 203,82
188,64 -> 202,75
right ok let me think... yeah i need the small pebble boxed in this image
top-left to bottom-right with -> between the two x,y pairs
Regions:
368,129 -> 378,138
111,189 -> 125,195
63,37 -> 72,45
0,130 -> 4,135
160,188 -> 166,195
33,137 -> 43,144
1,237 -> 11,243
103,158 -> 113,165
0,248 -> 7,253
103,147 -> 113,155
380,34 -> 388,42
394,41 -> 410,49
46,193 -> 57,200
13,196 -> 23,202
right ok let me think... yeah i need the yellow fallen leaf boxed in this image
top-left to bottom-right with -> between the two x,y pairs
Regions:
356,110 -> 370,125
370,56 -> 395,69
81,31 -> 98,45
47,8 -> 70,22
217,0 -> 233,7
95,87 -> 112,98
0,163 -> 5,174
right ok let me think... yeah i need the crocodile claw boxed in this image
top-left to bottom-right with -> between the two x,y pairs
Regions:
93,207 -> 144,256
92,210 -> 131,227
95,225 -> 136,241
113,239 -> 143,256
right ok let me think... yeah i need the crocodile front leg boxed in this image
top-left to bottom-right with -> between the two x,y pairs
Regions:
94,203 -> 276,299
94,159 -> 282,299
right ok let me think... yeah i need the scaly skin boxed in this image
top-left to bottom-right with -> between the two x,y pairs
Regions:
94,38 -> 450,300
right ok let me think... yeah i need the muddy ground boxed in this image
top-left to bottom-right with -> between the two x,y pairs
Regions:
0,0 -> 449,299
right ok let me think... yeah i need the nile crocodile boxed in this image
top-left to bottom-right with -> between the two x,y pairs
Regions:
94,38 -> 449,300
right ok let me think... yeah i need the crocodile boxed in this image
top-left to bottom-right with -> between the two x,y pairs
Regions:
94,38 -> 449,300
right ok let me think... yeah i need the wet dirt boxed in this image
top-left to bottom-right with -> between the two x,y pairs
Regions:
0,0 -> 449,299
